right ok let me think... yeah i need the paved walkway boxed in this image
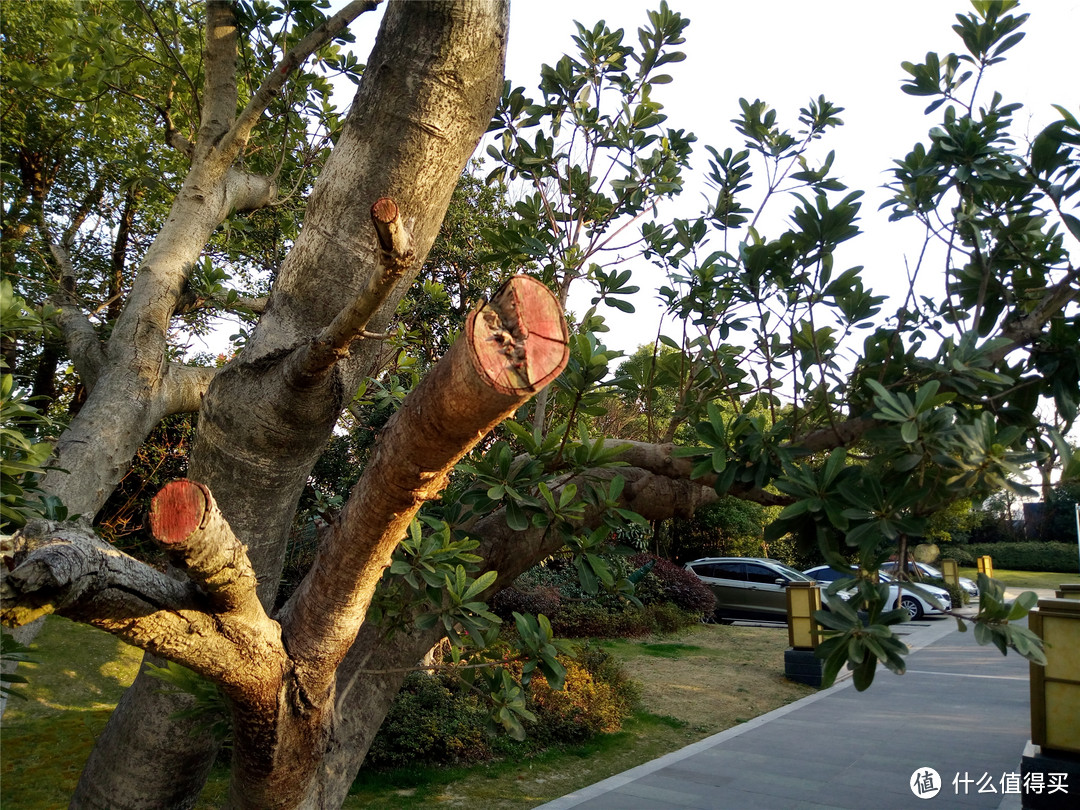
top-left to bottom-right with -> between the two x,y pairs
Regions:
538,593 -> 1052,810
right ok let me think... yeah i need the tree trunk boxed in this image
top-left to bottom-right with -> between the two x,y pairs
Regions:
70,2 -> 509,807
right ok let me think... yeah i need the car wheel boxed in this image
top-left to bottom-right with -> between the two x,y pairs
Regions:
900,595 -> 924,621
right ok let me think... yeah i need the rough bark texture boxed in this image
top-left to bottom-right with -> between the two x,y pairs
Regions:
3,277 -> 567,808
42,162 -> 278,519
280,276 -> 568,696
66,3 -> 511,807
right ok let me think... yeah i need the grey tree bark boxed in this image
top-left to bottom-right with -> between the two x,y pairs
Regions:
57,2 -> 512,807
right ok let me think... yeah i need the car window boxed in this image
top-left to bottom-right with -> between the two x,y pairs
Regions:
688,563 -> 713,578
691,562 -> 745,581
744,564 -> 780,584
772,562 -> 813,582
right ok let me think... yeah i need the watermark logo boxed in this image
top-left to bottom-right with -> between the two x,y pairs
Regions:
909,769 -> 1069,799
911,767 -> 941,799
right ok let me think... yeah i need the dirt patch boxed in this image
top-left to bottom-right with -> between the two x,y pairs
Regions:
608,624 -> 814,734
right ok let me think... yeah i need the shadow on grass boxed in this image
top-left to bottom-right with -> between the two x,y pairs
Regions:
1,617 -> 142,809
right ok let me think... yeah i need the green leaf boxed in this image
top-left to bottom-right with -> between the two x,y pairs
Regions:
1062,213 -> 1080,242
505,500 -> 529,532
463,570 -> 498,601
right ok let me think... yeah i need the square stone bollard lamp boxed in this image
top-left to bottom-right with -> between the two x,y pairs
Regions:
1023,598 -> 1080,809
784,581 -> 825,687
940,558 -> 960,590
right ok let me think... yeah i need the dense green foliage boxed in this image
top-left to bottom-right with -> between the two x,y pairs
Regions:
1,0 -> 359,395
943,541 -> 1079,572
0,281 -> 65,530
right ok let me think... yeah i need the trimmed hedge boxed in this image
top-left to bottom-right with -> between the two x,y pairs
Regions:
940,542 -> 1078,572
549,601 -> 702,638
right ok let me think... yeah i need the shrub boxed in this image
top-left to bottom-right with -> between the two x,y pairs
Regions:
940,545 -> 975,565
364,644 -> 638,769
941,542 -> 1077,572
499,553 -> 709,639
649,601 -> 697,633
364,671 -> 490,768
549,601 -> 702,638
528,660 -> 624,743
922,578 -> 967,608
629,553 -> 716,615
573,641 -> 641,714
549,602 -> 649,638
490,584 -> 561,621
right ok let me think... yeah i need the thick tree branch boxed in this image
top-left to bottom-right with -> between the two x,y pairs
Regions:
198,1 -> 240,153
149,480 -> 261,616
308,465 -> 722,806
1,521 -> 197,627
0,520 -> 249,679
280,276 -> 568,694
37,222 -> 107,387
789,416 -> 876,454
162,363 -> 218,415
225,167 -> 279,214
609,440 -> 794,506
0,504 -> 286,696
219,0 -> 381,159
69,2 -> 511,804
992,267 -> 1080,362
53,304 -> 106,390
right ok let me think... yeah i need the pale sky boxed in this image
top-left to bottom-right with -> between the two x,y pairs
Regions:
312,1 -> 1079,356
492,0 -> 1080,352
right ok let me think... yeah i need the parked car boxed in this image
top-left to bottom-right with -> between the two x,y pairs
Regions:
802,565 -> 950,621
880,560 -> 979,599
684,557 -> 819,624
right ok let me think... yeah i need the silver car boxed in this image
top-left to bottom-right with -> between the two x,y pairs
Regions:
803,565 -> 950,620
880,560 -> 979,599
685,557 -> 817,624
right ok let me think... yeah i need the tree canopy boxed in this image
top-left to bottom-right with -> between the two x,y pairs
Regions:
1,1 -> 1078,808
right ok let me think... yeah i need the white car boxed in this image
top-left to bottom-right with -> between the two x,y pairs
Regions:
880,560 -> 979,599
803,565 -> 951,621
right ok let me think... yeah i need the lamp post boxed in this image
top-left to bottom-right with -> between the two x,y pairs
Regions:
940,558 -> 960,590
1023,598 -> 1080,809
784,581 -> 825,687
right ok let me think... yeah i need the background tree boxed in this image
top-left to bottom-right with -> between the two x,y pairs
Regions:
1039,479 -> 1080,542
1,2 -> 1077,808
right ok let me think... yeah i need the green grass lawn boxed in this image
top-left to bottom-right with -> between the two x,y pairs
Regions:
1,618 -> 143,809
959,567 -> 1080,590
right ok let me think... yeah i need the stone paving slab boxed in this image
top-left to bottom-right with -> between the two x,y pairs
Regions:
538,614 -> 1036,810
